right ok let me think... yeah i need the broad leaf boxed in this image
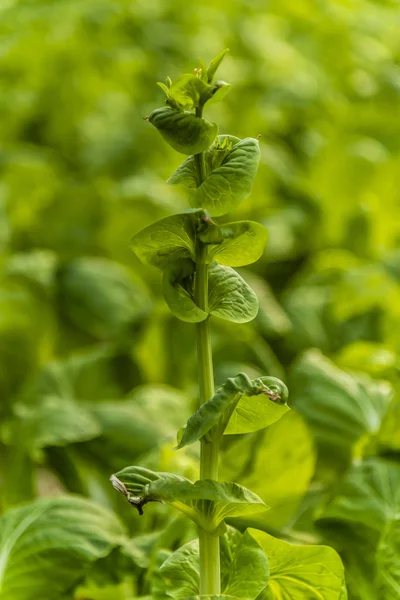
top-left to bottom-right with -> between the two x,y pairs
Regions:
208,262 -> 259,323
221,411 -> 315,529
163,259 -> 207,323
290,349 -> 393,464
160,540 -> 200,599
376,515 -> 400,599
177,373 -> 288,449
318,458 -> 400,532
250,529 -> 346,600
58,257 -> 150,339
130,210 -> 206,270
0,496 -> 126,600
9,396 -> 101,450
148,107 -> 218,155
221,529 -> 269,600
168,137 -> 260,217
110,466 -> 267,532
208,221 -> 268,267
159,528 -> 268,600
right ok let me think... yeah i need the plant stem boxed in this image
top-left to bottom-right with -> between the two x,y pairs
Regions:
195,212 -> 221,595
195,106 -> 206,183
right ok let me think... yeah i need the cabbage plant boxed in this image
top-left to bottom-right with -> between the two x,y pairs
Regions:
110,51 -> 347,600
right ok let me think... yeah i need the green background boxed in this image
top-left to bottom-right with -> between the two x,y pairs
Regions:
1,1 -> 400,599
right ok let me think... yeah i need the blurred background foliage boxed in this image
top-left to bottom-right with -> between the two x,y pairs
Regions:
1,0 -> 400,599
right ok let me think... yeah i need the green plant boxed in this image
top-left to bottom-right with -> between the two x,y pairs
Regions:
110,51 -> 347,600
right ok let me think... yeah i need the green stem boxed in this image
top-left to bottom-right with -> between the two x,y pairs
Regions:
195,105 -> 206,184
195,219 -> 221,595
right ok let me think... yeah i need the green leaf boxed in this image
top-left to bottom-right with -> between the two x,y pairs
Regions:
208,262 -> 259,323
318,458 -> 400,533
159,540 -> 200,599
167,136 -> 260,217
376,515 -> 400,599
221,529 -> 269,600
163,259 -> 208,323
192,138 -> 260,217
159,528 -> 268,600
130,210 -> 205,270
0,496 -> 126,600
250,529 -> 346,600
205,81 -> 232,106
110,466 -> 267,532
9,395 -> 101,450
164,74 -> 212,111
58,257 -> 150,339
148,107 -> 218,155
290,349 -> 393,465
177,373 -> 288,449
207,48 -> 229,83
221,411 -> 315,529
208,221 -> 268,267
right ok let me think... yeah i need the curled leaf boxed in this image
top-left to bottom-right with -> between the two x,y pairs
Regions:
163,259 -> 208,323
149,107 -> 217,155
110,466 -> 267,533
176,373 -> 289,449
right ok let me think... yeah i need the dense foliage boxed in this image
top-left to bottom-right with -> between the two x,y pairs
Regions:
1,1 -> 400,599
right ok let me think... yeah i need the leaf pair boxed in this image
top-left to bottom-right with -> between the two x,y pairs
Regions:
157,527 -> 346,600
131,210 -> 267,324
168,135 -> 261,217
176,373 -> 289,449
159,529 -> 268,600
110,466 -> 267,533
131,210 -> 267,270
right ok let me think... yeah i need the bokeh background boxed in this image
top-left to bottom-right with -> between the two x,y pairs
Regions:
1,1 -> 400,599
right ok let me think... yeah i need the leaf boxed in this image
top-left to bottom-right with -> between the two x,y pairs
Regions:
250,529 -> 346,600
148,107 -> 218,155
167,137 -> 260,217
208,262 -> 259,323
208,221 -> 268,267
165,74 -> 212,110
318,458 -> 400,533
221,529 -> 269,600
88,384 -> 192,464
376,515 -> 400,599
206,81 -> 232,105
0,496 -> 126,600
221,411 -> 315,529
110,466 -> 267,532
190,138 -> 260,217
10,395 -> 101,449
163,259 -> 208,323
290,349 -> 393,464
58,257 -> 150,339
159,540 -> 200,599
159,528 -> 268,600
207,48 -> 230,83
130,210 -> 205,270
239,271 -> 292,338
177,373 -> 289,449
